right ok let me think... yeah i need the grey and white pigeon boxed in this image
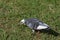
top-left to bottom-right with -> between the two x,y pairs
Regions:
20,18 -> 59,36
20,18 -> 50,32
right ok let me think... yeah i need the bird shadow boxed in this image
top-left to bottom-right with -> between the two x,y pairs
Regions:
35,29 -> 60,36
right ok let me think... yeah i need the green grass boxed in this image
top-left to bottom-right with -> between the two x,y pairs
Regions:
0,0 -> 60,40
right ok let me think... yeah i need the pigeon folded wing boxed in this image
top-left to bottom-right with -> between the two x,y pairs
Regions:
37,25 -> 48,30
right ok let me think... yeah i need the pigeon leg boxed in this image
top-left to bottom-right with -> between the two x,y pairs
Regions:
32,30 -> 35,33
31,30 -> 36,36
37,31 -> 40,35
36,31 -> 40,39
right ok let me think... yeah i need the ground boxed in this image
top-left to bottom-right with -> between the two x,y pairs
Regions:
0,0 -> 60,40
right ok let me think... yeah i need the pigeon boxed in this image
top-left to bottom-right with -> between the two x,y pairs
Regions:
20,18 -> 50,32
20,18 -> 59,36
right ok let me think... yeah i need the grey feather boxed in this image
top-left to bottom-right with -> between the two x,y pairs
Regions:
25,18 -> 49,30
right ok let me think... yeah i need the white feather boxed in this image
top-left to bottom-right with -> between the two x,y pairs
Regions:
37,25 -> 48,30
20,19 -> 25,24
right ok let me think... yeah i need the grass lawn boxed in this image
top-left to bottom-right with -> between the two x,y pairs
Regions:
0,0 -> 60,40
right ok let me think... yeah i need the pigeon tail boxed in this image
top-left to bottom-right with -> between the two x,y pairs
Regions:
47,29 -> 60,36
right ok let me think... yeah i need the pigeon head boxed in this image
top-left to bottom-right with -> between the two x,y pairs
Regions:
20,19 -> 26,25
